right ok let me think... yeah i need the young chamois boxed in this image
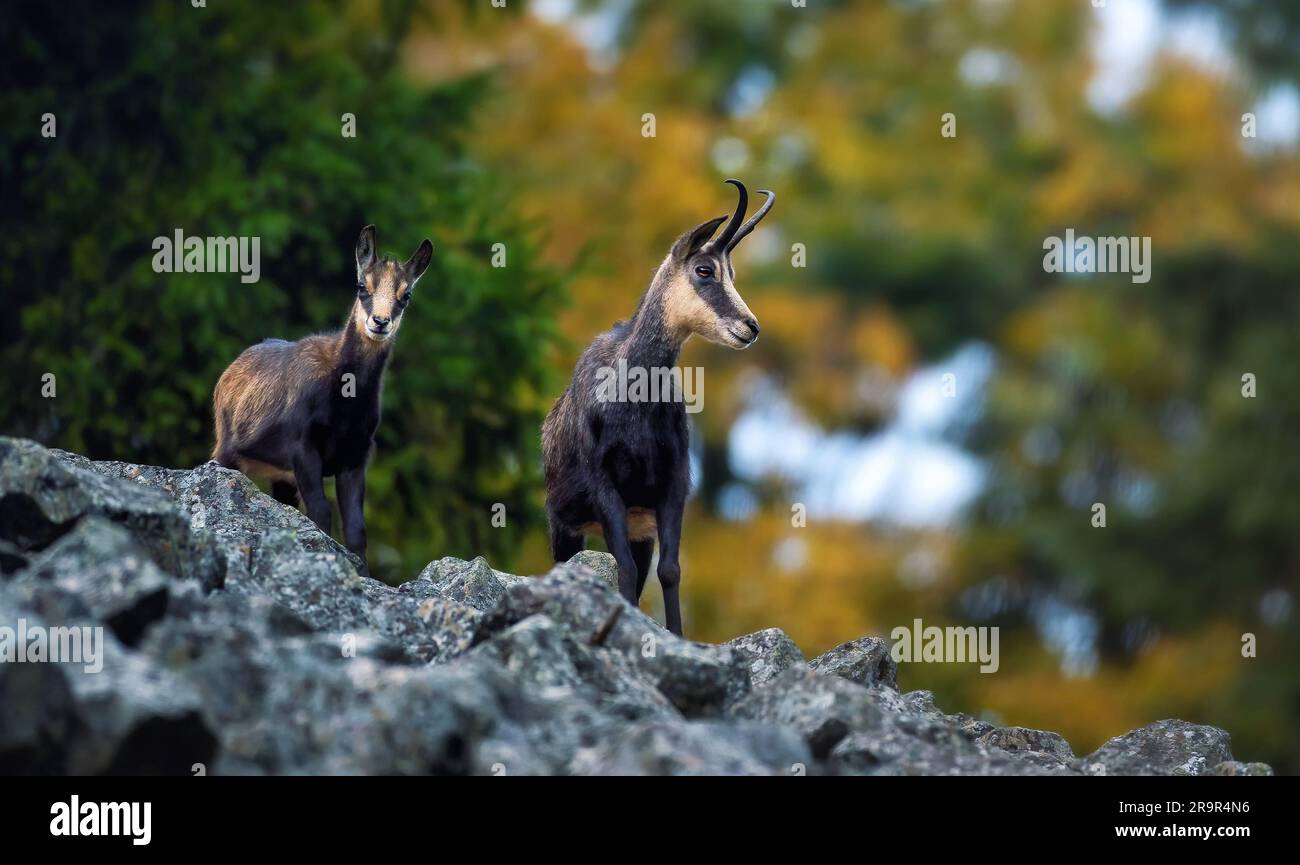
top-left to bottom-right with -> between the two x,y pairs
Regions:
212,225 -> 432,575
542,179 -> 774,635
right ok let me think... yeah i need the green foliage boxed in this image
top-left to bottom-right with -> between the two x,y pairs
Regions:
0,0 -> 565,582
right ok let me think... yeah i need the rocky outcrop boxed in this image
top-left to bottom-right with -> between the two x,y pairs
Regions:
809,635 -> 897,688
0,438 -> 1273,775
1082,720 -> 1270,777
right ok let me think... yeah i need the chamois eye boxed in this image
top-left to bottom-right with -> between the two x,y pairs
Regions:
694,265 -> 713,280
356,284 -> 369,299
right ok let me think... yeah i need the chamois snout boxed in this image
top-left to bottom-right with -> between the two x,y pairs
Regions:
701,277 -> 761,350
731,315 -> 761,348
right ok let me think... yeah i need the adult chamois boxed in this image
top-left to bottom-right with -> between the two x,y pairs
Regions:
212,225 -> 432,575
543,179 -> 774,635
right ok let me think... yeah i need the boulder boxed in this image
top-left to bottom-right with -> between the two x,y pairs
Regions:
0,438 -> 223,589
725,627 -> 806,688
565,550 -> 620,591
730,666 -> 885,757
976,725 -> 1076,762
569,719 -> 812,776
6,517 -> 173,647
410,555 -> 522,612
465,615 -> 677,722
1083,720 -> 1238,776
0,591 -> 216,775
56,454 -> 361,577
809,635 -> 897,689
472,562 -> 751,717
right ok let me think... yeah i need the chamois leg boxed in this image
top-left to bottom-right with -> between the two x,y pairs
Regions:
213,442 -> 239,470
656,495 -> 686,636
594,486 -> 639,606
549,510 -> 583,562
270,481 -> 299,508
336,463 -> 368,575
291,446 -> 332,537
212,408 -> 238,469
632,540 -> 655,602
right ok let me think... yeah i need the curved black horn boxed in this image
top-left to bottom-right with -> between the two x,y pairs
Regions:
707,178 -> 748,252
726,188 -> 775,252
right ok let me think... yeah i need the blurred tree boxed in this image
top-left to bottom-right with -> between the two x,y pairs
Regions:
0,0 -> 565,582
1168,0 -> 1300,84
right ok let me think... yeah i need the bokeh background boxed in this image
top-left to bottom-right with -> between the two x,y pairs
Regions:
3,0 -> 1298,771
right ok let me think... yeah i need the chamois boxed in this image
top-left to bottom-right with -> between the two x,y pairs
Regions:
542,179 -> 774,635
212,225 -> 432,574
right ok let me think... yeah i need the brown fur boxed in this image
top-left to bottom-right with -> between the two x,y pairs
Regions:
579,508 -> 659,542
212,333 -> 338,471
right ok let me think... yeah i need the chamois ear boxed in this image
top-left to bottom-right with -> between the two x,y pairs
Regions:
405,239 -> 433,284
671,215 -> 728,262
356,225 -> 377,279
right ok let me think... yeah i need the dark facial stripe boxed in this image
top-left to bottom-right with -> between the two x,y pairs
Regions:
701,284 -> 741,321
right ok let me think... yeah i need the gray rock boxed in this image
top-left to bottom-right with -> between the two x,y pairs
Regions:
891,689 -> 998,741
566,549 -> 620,591
363,578 -> 481,664
227,529 -> 474,664
417,555 -> 527,590
0,438 -> 224,589
947,713 -> 998,741
0,438 -> 1269,777
730,666 -> 885,756
977,725 -> 1075,761
0,592 -> 216,774
57,635 -> 216,775
804,689 -> 1077,776
143,596 -> 588,775
569,719 -> 812,776
207,650 -> 513,775
412,555 -> 510,612
59,455 -> 361,578
809,635 -> 897,689
830,724 -> 1077,776
473,562 -> 750,717
1083,720 -> 1236,776
7,517 -> 173,647
725,628 -> 806,687
727,665 -> 1080,776
972,726 -> 1079,774
466,615 -> 677,721
901,689 -> 941,715
1209,760 -> 1273,776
